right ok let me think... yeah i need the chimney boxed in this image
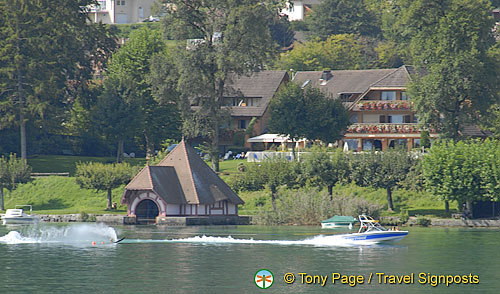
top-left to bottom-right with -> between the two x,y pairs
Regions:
319,70 -> 333,85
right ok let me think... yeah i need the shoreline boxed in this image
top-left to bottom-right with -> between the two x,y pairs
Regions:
28,214 -> 500,227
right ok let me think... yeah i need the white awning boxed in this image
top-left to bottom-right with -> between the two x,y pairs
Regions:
247,134 -> 305,143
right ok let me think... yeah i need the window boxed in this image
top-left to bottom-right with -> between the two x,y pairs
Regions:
379,115 -> 386,123
344,139 -> 358,151
239,120 -> 246,129
97,0 -> 106,10
289,2 -> 294,12
404,115 -> 411,123
401,92 -> 408,100
414,139 -> 421,148
381,91 -> 396,101
362,114 -> 379,123
349,114 -> 358,123
389,139 -> 408,149
388,115 -> 404,123
117,0 -> 126,6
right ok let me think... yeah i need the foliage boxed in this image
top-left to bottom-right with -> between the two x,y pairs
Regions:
269,15 -> 295,48
398,0 -> 500,139
160,0 -> 281,171
253,187 -> 383,225
275,34 -> 365,71
0,153 -> 32,210
415,215 -> 431,227
75,162 -> 137,209
231,158 -> 300,209
302,148 -> 349,198
97,26 -> 180,161
306,0 -> 380,40
0,0 -> 116,159
350,149 -> 416,211
422,139 -> 500,216
269,83 -> 350,144
481,103 -> 500,139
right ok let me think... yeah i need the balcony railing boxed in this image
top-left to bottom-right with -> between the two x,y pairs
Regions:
347,123 -> 422,134
353,100 -> 413,111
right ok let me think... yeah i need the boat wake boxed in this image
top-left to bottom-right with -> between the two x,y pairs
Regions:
121,234 -> 378,246
0,223 -> 118,245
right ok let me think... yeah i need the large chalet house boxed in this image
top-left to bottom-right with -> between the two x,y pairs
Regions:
293,65 -> 439,151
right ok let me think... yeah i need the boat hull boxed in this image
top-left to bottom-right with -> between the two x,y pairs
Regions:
2,217 -> 39,225
339,231 -> 408,243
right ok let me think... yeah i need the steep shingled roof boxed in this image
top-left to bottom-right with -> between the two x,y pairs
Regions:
157,140 -> 244,205
121,165 -> 187,204
224,71 -> 289,117
122,140 -> 244,205
292,66 -> 412,97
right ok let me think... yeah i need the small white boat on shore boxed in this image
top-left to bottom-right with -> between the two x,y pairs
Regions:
1,205 -> 39,225
338,215 -> 408,243
321,215 -> 357,229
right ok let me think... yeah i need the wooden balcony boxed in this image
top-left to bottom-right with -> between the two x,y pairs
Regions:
347,123 -> 422,134
352,100 -> 413,111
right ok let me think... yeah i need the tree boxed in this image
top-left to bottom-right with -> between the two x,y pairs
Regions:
269,15 -> 295,48
269,83 -> 350,155
161,0 -> 281,171
98,27 -> 180,161
422,139 -> 500,217
232,158 -> 299,210
0,154 -> 31,210
306,0 -> 380,40
398,0 -> 500,139
302,148 -> 349,199
275,34 -> 365,71
75,162 -> 136,210
350,149 -> 415,211
0,0 -> 116,160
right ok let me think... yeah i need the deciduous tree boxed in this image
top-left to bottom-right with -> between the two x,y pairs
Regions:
75,162 -> 136,210
160,0 -> 281,171
397,0 -> 500,139
0,0 -> 116,160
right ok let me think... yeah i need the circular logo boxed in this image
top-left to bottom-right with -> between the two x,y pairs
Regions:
254,269 -> 274,289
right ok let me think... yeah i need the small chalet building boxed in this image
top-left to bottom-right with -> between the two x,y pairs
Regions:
293,66 -> 439,151
121,140 -> 244,223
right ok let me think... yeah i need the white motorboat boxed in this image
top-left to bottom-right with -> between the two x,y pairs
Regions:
338,215 -> 408,243
1,205 -> 39,225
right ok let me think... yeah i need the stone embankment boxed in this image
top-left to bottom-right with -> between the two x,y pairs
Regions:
380,216 -> 500,227
38,214 -> 124,224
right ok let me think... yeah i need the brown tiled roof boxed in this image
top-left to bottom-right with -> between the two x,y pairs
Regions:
225,71 -> 288,117
121,165 -> 187,204
157,140 -> 244,205
293,68 -> 395,95
371,66 -> 411,88
293,66 -> 412,97
461,125 -> 492,138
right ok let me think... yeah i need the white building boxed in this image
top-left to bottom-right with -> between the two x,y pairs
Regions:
88,0 -> 158,24
282,0 -> 322,21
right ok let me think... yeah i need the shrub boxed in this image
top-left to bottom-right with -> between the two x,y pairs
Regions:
253,187 -> 383,225
416,215 -> 431,227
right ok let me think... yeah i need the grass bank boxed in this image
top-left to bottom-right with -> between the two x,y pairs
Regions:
2,176 -> 127,214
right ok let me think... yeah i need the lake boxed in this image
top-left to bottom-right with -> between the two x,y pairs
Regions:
0,223 -> 498,293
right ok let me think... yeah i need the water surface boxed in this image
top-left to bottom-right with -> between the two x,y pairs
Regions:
0,224 -> 497,293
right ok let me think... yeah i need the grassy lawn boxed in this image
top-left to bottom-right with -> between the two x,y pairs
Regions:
28,155 -> 146,176
2,176 -> 127,214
